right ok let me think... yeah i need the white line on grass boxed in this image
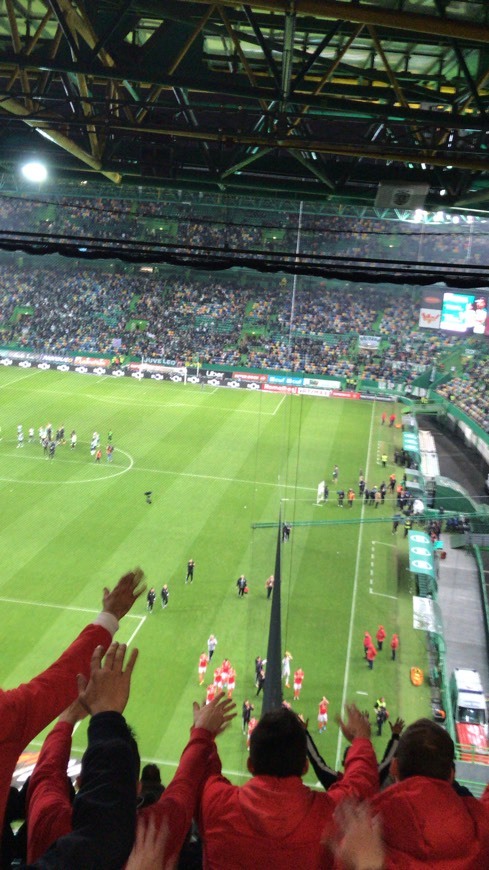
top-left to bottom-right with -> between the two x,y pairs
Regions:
0,450 -> 315,493
126,615 -> 146,645
335,400 -> 376,770
0,371 -> 41,389
0,596 -> 142,618
272,395 -> 286,416
17,386 -> 278,414
372,541 -> 396,547
131,463 -> 316,492
369,541 -> 398,600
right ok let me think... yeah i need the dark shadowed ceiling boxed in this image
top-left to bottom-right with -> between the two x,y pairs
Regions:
0,0 -> 489,213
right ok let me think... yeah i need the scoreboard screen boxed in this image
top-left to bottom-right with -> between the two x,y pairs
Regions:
419,289 -> 489,335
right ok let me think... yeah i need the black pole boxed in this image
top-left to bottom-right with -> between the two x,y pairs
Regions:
262,511 -> 283,714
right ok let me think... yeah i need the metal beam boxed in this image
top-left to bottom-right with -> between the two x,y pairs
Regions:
187,0 -> 489,45
137,5 -> 216,123
220,146 -> 274,179
0,94 -> 121,182
291,150 -> 335,189
290,21 -> 342,94
433,0 -> 486,115
243,5 -> 282,92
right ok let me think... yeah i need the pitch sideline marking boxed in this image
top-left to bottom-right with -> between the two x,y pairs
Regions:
335,400 -> 375,770
370,540 -> 398,600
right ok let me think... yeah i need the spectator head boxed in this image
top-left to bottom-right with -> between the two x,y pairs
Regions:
139,762 -> 165,806
140,763 -> 163,790
248,708 -> 308,778
391,718 -> 454,782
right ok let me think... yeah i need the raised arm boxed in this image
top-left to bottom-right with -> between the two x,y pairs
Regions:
31,642 -> 140,869
0,568 -> 145,829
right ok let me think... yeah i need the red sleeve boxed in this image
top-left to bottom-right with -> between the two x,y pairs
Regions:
0,623 -> 111,830
0,623 -> 111,750
26,721 -> 74,864
140,727 -> 216,859
327,738 -> 379,803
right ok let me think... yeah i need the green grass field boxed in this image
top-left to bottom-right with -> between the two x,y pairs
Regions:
0,367 -> 431,785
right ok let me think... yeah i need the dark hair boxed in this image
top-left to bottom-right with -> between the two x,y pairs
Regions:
250,709 -> 306,777
140,763 -> 162,786
395,718 -> 454,781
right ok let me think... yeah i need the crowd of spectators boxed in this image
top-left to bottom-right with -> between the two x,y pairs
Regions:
1,255 -> 488,423
1,569 -> 488,868
2,192 -> 489,271
437,351 -> 489,432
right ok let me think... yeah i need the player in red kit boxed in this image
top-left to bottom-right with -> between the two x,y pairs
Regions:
293,668 -> 304,701
227,666 -> 236,699
206,683 -> 216,705
213,667 -> 223,693
318,696 -> 329,733
198,652 -> 208,685
221,659 -> 231,690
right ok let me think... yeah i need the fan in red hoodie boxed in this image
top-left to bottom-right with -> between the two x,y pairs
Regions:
372,718 -> 489,868
199,704 -> 378,869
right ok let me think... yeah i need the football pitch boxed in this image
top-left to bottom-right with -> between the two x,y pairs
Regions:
0,367 -> 431,784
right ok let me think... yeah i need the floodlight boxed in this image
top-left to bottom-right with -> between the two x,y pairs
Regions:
21,161 -> 47,183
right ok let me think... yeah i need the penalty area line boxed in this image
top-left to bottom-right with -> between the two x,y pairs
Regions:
126,615 -> 147,645
370,590 -> 398,600
0,596 -> 142,618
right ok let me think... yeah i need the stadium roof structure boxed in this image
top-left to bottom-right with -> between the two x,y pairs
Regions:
1,0 -> 489,214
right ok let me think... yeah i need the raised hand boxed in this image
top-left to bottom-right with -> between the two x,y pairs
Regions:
193,692 -> 237,736
103,567 -> 146,620
337,704 -> 371,742
77,642 -> 139,716
327,800 -> 384,870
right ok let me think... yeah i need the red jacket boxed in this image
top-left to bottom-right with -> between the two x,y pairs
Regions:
27,721 -> 217,863
139,727 -> 217,855
27,721 -> 75,863
0,620 -> 112,830
366,645 -> 377,662
376,627 -> 386,644
198,738 -> 379,869
373,777 -> 489,868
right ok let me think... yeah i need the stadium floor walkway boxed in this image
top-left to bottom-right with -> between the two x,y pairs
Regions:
419,415 -> 489,681
437,538 -> 489,690
417,414 -> 489,786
